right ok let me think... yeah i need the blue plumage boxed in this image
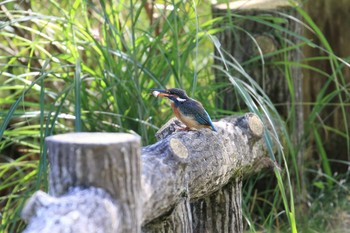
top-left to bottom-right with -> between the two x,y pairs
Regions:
152,88 -> 217,132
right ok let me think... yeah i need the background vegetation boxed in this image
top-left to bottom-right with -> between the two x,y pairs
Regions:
0,0 -> 349,232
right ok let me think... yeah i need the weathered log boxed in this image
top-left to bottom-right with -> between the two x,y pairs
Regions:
22,113 -> 269,233
141,113 -> 267,233
22,133 -> 142,233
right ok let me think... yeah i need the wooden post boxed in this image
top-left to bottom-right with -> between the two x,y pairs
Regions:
191,177 -> 243,233
142,197 -> 193,233
22,133 -> 142,233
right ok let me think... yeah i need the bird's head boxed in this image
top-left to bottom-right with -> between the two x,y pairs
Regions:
151,88 -> 189,102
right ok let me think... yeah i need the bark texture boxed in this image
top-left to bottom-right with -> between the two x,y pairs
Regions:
22,133 -> 142,233
212,0 -> 302,116
22,114 -> 270,233
21,187 -> 121,233
142,113 -> 268,233
191,177 -> 243,233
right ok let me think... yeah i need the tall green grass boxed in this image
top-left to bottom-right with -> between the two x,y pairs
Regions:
0,0 -> 349,232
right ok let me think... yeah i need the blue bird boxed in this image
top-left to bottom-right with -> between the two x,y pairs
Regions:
151,88 -> 217,132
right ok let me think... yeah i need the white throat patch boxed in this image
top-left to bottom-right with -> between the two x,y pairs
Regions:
176,97 -> 187,102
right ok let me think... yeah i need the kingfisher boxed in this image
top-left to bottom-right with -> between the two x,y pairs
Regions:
151,88 -> 217,132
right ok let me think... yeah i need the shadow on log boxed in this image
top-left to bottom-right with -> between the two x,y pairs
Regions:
21,113 -> 272,233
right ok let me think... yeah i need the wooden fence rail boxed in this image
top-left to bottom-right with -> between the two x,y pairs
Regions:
21,113 -> 270,233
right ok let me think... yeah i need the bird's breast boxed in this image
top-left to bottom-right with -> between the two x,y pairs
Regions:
171,102 -> 206,129
171,102 -> 182,120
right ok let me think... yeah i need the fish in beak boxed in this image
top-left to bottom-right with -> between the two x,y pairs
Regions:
150,89 -> 171,98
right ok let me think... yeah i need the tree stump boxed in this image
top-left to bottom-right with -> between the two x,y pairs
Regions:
212,0 -> 302,114
22,133 -> 142,233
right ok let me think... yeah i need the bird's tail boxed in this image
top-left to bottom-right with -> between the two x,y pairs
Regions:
210,122 -> 217,132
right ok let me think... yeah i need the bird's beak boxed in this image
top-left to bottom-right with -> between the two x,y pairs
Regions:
150,89 -> 170,98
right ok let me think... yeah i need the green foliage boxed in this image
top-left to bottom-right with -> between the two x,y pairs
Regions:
0,0 -> 349,232
0,0 -> 220,231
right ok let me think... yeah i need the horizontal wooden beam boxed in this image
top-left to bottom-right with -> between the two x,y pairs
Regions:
22,113 -> 270,233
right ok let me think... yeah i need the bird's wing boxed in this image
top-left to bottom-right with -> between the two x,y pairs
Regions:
181,100 -> 213,126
